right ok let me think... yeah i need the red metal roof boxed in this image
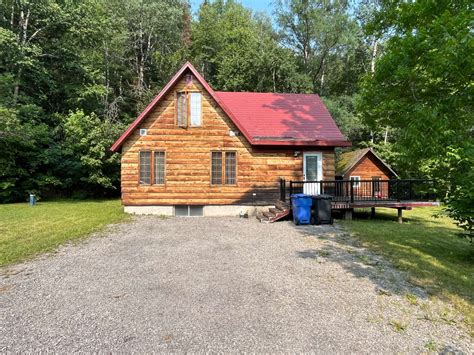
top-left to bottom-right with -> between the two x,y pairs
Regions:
111,62 -> 350,152
215,91 -> 349,146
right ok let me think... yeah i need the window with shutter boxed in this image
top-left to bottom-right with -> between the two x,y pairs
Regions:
211,151 -> 237,185
225,152 -> 236,185
177,92 -> 187,127
139,151 -> 165,185
176,91 -> 202,127
211,152 -> 222,185
154,152 -> 165,185
190,92 -> 202,126
139,151 -> 151,184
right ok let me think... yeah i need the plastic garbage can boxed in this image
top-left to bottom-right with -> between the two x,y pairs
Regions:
311,195 -> 333,225
291,194 -> 312,225
29,194 -> 37,206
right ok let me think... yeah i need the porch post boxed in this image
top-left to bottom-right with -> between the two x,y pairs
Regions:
280,178 -> 286,202
350,181 -> 354,203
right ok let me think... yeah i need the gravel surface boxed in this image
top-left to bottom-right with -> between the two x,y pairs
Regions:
1,217 -> 472,353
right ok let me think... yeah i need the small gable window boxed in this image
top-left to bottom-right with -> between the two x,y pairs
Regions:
176,91 -> 202,127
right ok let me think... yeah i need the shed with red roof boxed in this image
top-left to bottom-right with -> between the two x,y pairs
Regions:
111,62 -> 350,216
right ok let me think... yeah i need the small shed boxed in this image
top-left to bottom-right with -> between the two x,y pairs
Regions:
336,148 -> 398,183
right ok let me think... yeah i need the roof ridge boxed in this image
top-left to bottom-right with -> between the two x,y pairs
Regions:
216,91 -> 321,96
111,62 -> 351,151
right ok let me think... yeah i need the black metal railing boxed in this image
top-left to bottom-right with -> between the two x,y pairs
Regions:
279,178 -> 437,203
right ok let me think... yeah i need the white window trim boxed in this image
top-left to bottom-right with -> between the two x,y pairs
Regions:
302,152 -> 323,195
350,175 -> 361,187
303,152 -> 323,181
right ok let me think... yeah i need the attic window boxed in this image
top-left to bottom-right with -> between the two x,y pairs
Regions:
176,91 -> 202,127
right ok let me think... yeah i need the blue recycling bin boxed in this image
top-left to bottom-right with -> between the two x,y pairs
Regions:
291,194 -> 312,225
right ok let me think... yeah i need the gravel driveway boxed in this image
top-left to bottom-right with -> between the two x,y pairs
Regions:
1,217 -> 472,353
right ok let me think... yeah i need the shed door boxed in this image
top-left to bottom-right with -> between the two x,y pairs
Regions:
303,152 -> 323,195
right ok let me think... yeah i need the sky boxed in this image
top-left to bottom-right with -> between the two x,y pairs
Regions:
190,0 -> 275,15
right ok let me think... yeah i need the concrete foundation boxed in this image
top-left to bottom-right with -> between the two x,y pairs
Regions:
124,205 -> 274,217
124,206 -> 174,216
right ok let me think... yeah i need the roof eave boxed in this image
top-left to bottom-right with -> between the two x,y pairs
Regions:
251,140 -> 352,147
110,61 -> 256,152
110,63 -> 191,152
337,148 -> 399,177
368,148 -> 399,178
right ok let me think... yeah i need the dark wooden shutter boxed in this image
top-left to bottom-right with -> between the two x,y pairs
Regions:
177,92 -> 187,127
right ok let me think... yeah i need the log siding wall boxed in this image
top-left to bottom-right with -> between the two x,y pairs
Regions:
121,77 -> 336,206
343,153 -> 392,181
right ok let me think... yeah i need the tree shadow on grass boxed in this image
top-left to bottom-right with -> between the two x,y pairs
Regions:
291,217 -> 474,314
292,224 -> 428,298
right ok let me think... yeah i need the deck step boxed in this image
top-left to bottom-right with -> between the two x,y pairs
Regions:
275,201 -> 290,210
256,212 -> 271,223
262,211 -> 276,219
257,200 -> 291,223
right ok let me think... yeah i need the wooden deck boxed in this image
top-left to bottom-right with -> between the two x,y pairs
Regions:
331,200 -> 440,210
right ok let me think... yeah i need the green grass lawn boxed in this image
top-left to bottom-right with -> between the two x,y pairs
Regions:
0,200 -> 127,267
340,207 -> 473,333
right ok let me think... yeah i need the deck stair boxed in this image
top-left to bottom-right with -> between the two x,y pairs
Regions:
257,201 -> 291,223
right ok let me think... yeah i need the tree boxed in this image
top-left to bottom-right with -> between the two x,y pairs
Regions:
191,0 -> 300,92
358,0 -> 473,233
60,110 -> 125,197
275,0 -> 359,95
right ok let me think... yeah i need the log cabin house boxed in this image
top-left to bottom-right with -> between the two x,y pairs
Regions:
110,62 -> 351,216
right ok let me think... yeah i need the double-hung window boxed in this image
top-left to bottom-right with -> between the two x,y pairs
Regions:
350,175 -> 361,188
211,151 -> 237,185
139,151 -> 151,184
176,91 -> 202,127
139,151 -> 166,185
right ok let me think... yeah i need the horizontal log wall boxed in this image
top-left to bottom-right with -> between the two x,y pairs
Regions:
342,153 -> 392,180
121,76 -> 336,206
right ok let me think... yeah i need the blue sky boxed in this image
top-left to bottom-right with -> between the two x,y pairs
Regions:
190,0 -> 274,15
